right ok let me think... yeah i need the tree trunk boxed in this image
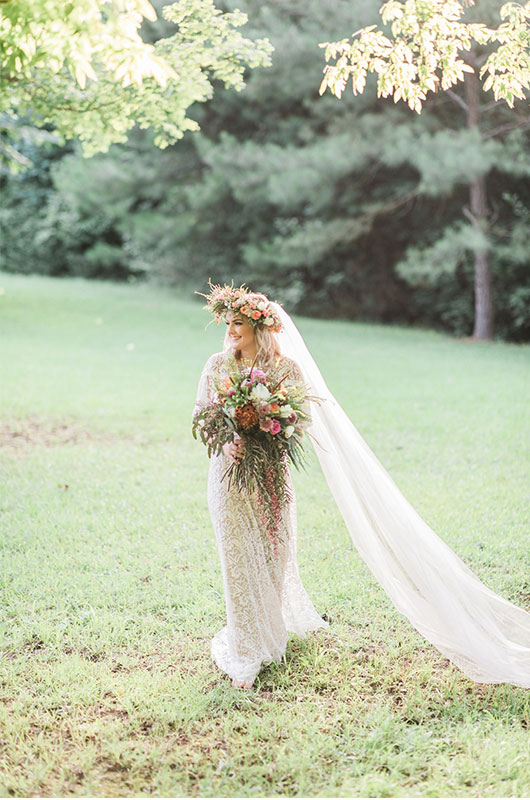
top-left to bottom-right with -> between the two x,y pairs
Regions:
465,68 -> 494,340
469,176 -> 493,339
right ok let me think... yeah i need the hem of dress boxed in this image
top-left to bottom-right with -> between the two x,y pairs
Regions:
211,618 -> 328,684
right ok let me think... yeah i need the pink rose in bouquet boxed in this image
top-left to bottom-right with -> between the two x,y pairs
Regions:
269,419 -> 282,435
251,369 -> 267,383
192,359 -> 317,555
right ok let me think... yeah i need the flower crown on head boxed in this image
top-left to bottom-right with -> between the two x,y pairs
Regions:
197,281 -> 283,333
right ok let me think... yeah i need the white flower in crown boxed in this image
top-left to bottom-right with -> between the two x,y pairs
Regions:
284,425 -> 295,438
196,281 -> 283,333
279,404 -> 294,418
250,383 -> 271,400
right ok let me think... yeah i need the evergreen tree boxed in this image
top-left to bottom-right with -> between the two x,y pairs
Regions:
2,0 -> 529,340
320,0 -> 530,339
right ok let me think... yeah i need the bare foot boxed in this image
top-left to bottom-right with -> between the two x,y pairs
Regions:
231,678 -> 254,689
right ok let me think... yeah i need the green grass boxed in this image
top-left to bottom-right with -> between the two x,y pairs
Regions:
1,272 -> 530,798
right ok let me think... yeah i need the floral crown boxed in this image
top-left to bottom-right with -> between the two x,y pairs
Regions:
197,281 -> 283,333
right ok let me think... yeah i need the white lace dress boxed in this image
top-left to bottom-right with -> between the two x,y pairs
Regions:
194,352 -> 328,685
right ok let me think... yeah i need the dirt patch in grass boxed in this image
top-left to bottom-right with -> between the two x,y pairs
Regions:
3,640 -> 201,682
0,415 -> 152,453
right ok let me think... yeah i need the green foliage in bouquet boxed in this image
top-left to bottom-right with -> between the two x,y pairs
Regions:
192,359 -> 314,553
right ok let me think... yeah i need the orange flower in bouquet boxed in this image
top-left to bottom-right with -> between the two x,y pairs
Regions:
192,359 -> 317,555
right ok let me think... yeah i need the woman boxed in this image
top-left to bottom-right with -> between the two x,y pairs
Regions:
195,283 -> 530,690
194,286 -> 327,689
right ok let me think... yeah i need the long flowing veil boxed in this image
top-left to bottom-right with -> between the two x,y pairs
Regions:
274,303 -> 530,688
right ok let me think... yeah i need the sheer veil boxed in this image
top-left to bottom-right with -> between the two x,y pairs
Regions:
273,302 -> 530,688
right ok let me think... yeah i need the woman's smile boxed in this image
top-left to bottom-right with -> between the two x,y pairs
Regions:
225,311 -> 256,358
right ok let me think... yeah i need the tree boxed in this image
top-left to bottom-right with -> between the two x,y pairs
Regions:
147,0 -> 415,320
2,0 -> 530,341
319,0 -> 530,111
319,0 -> 530,339
0,0 -> 272,168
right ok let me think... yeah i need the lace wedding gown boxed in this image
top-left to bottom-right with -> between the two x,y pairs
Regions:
194,352 -> 327,685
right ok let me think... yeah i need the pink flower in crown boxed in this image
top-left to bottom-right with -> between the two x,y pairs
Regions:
259,402 -> 272,416
260,417 -> 273,432
241,378 -> 252,388
251,310 -> 261,320
269,419 -> 281,435
288,411 -> 297,423
227,389 -> 236,398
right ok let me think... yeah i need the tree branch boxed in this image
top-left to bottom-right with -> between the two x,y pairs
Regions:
463,205 -> 476,225
17,80 -> 125,115
484,118 -> 530,140
480,100 -> 504,113
366,189 -> 419,218
447,90 -> 469,112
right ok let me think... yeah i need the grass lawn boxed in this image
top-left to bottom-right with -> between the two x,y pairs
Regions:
1,272 -> 530,798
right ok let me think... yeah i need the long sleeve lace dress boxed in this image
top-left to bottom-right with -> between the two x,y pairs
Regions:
194,352 -> 327,685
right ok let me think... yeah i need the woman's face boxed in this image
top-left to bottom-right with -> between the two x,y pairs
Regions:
225,310 -> 255,352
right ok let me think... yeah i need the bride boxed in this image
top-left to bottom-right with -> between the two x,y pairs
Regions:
194,285 -> 327,688
194,283 -> 530,690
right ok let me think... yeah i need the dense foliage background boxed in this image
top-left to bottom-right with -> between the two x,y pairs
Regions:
1,0 -> 530,340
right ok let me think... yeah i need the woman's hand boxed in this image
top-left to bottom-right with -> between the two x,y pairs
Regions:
223,437 -> 245,464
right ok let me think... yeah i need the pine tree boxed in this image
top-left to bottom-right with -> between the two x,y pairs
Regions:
319,0 -> 530,339
2,0 -> 530,340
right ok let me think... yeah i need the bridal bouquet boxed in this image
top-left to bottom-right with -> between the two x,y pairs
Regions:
192,361 -> 313,552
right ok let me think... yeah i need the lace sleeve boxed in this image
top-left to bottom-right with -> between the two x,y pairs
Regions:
278,356 -> 305,386
193,353 -> 223,417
